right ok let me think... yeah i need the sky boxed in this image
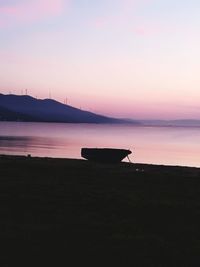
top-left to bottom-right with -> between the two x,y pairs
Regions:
0,0 -> 200,119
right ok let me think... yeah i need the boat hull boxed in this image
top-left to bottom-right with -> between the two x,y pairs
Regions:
81,148 -> 132,163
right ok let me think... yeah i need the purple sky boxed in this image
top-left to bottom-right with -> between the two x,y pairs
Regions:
1,0 -> 200,119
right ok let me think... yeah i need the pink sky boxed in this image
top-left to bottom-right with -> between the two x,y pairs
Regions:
1,0 -> 200,119
0,0 -> 66,27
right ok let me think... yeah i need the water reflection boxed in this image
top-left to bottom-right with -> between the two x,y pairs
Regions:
0,134 -> 79,158
0,122 -> 200,167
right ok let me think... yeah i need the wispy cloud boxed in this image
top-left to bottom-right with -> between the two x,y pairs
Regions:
0,0 -> 67,28
121,0 -> 152,13
90,0 -> 156,33
133,24 -> 161,37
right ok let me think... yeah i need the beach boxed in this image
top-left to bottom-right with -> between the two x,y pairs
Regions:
1,155 -> 200,266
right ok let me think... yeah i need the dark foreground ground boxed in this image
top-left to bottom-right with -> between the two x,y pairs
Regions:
0,155 -> 200,266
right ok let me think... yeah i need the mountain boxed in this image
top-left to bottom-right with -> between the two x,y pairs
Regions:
0,105 -> 38,121
139,120 -> 200,127
0,94 -> 137,124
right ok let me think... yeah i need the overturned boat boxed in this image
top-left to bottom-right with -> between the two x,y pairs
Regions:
81,148 -> 132,163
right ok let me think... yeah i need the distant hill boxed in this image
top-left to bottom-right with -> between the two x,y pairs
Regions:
0,105 -> 38,121
139,120 -> 200,127
0,94 -> 138,124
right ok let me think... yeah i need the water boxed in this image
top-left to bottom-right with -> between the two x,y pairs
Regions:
0,121 -> 200,167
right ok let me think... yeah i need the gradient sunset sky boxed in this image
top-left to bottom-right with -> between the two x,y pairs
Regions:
0,0 -> 200,119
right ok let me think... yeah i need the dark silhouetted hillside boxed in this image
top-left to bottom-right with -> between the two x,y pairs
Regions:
0,94 -> 137,124
0,106 -> 38,121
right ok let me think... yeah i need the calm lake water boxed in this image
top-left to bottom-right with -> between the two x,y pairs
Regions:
0,121 -> 200,167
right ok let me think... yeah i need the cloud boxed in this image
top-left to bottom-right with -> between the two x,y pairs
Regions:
121,0 -> 153,13
93,17 -> 108,29
90,0 -> 155,31
91,15 -> 123,29
0,0 -> 67,28
133,24 -> 160,37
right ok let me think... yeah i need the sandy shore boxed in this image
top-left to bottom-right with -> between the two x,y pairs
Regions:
1,154 -> 200,266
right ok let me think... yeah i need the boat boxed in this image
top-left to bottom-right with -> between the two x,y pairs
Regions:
81,148 -> 132,163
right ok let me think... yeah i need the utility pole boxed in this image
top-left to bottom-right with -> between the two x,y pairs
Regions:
64,97 -> 68,105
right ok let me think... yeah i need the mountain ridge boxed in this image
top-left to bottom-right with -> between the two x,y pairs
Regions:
0,93 -> 138,124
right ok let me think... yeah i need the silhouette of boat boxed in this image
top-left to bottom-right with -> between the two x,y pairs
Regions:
81,148 -> 132,163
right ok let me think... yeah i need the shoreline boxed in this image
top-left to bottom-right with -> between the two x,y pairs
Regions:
1,153 -> 200,169
1,154 -> 200,265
